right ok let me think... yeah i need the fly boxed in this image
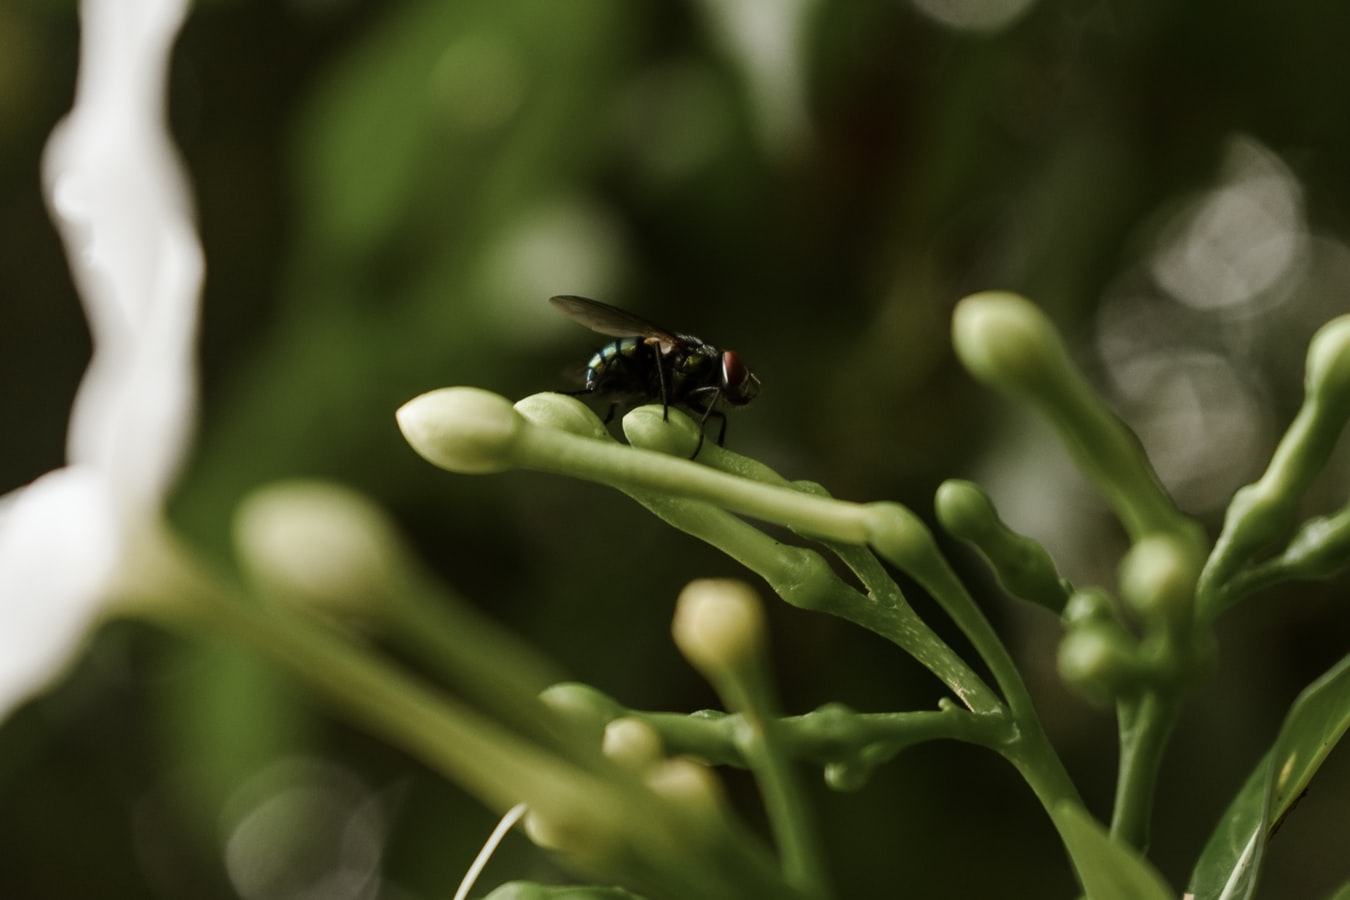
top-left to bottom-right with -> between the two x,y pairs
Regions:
549,295 -> 760,457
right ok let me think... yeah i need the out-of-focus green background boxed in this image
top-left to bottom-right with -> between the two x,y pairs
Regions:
3,1 -> 1350,897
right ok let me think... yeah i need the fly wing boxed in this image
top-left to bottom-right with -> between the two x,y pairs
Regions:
549,295 -> 683,344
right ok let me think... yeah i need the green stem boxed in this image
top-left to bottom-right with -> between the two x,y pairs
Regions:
866,506 -> 1034,721
1110,691 -> 1181,850
630,489 -> 1002,714
140,555 -> 600,817
739,684 -> 831,896
636,705 -> 1011,769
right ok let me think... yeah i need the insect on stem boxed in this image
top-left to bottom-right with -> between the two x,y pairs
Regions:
549,295 -> 761,458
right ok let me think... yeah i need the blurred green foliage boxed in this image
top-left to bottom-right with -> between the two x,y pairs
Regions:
3,1 -> 1350,897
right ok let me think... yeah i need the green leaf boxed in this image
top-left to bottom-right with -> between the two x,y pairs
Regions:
1188,653 -> 1350,900
1052,802 -> 1173,900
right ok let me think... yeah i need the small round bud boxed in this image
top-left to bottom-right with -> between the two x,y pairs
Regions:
233,480 -> 405,620
952,292 -> 1069,396
643,757 -> 726,822
623,404 -> 699,456
602,717 -> 665,772
1057,624 -> 1145,705
396,387 -> 522,474
1061,588 -> 1115,627
1119,535 -> 1199,629
522,803 -> 621,863
514,392 -> 609,440
934,479 -> 995,540
672,579 -> 765,679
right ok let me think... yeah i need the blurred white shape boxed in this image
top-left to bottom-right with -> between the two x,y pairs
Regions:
0,0 -> 201,722
1111,351 -> 1267,513
694,0 -> 817,157
910,0 -> 1038,34
1151,137 -> 1306,314
223,758 -> 384,900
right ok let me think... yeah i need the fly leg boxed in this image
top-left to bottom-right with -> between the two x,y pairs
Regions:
646,339 -> 673,421
686,389 -> 725,459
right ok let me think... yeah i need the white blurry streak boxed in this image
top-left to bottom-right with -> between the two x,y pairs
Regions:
0,469 -> 118,717
43,0 -> 202,520
0,0 -> 201,721
1150,137 -> 1305,314
694,0 -> 817,157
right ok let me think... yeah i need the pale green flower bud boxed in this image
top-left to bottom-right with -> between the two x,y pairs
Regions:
396,387 -> 523,474
642,757 -> 727,822
233,480 -> 406,621
952,291 -> 1068,397
1061,587 -> 1115,628
1058,624 -> 1145,706
935,478 -> 1069,613
671,579 -> 765,680
623,405 -> 700,456
952,292 -> 1199,546
1305,315 -> 1350,416
602,717 -> 665,772
514,392 -> 610,440
1119,535 -> 1199,632
1201,314 -> 1350,612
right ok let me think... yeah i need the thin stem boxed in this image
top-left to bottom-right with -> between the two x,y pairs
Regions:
1110,691 -> 1181,850
630,489 -> 1002,714
637,705 -> 1011,769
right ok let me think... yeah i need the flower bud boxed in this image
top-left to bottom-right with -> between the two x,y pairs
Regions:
952,292 -> 1069,397
1061,587 -> 1115,627
514,392 -> 609,440
396,387 -> 522,474
1119,535 -> 1198,631
623,404 -> 699,456
603,717 -> 665,772
1058,624 -> 1145,705
671,579 -> 765,680
935,479 -> 1069,613
643,757 -> 726,822
233,480 -> 405,621
1305,315 -> 1350,418
522,803 -> 623,863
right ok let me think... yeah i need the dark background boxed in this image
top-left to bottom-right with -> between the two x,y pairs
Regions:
2,1 -> 1349,897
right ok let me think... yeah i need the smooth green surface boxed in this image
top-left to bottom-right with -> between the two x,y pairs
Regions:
1188,653 -> 1350,900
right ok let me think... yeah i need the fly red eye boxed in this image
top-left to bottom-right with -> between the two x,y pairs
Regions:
722,351 -> 746,387
721,351 -> 760,404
